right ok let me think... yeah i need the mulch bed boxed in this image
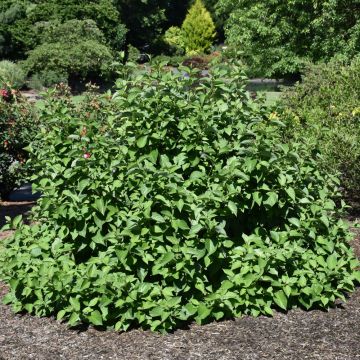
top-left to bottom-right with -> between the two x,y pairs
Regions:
0,201 -> 359,360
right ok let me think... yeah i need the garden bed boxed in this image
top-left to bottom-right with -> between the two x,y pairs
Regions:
0,202 -> 359,359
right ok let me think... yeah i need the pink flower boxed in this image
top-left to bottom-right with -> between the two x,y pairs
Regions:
0,89 -> 9,98
83,152 -> 91,159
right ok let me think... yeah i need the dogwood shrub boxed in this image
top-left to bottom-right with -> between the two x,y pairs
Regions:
1,60 -> 359,332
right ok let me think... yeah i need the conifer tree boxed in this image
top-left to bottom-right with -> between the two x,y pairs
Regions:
181,0 -> 216,55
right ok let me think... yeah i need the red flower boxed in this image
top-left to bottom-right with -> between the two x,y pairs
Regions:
83,152 -> 91,159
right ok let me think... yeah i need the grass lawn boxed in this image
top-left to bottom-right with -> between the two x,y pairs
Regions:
264,91 -> 282,106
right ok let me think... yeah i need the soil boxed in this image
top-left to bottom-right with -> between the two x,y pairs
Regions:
0,201 -> 359,360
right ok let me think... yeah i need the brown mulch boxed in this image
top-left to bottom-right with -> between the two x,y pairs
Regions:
0,202 -> 360,359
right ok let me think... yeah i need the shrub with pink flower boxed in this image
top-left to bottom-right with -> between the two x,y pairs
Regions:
0,85 -> 39,199
0,89 -> 9,98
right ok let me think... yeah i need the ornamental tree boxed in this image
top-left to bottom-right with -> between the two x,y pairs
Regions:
181,0 -> 217,55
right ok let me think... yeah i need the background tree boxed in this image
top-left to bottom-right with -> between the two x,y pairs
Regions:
23,19 -> 114,88
218,0 -> 360,77
114,0 -> 169,52
0,0 -> 126,61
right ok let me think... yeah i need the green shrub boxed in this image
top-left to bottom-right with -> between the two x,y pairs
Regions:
280,57 -> 360,197
164,0 -> 216,56
181,0 -> 216,55
0,0 -> 126,60
23,20 -> 114,85
0,85 -> 39,199
0,60 -> 359,332
28,70 -> 68,90
150,55 -> 187,68
0,60 -> 26,89
126,44 -> 141,63
164,26 -> 185,55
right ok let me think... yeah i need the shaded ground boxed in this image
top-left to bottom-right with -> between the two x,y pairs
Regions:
0,201 -> 34,239
0,201 -> 359,360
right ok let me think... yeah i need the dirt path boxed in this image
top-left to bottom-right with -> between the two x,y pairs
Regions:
0,202 -> 359,360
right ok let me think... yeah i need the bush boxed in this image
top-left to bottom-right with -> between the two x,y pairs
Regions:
126,44 -> 141,63
163,26 -> 185,56
23,20 -> 114,86
280,57 -> 360,197
27,69 -> 68,90
181,0 -> 216,55
0,60 -> 26,89
0,84 -> 39,199
0,60 -> 359,332
164,0 -> 216,56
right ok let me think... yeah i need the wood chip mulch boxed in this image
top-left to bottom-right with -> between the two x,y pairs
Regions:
0,202 -> 359,360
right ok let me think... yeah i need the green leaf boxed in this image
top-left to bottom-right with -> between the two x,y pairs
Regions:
158,252 -> 175,267
184,303 -> 197,316
327,254 -> 337,270
93,198 -> 106,216
274,290 -> 288,310
137,135 -> 148,148
205,239 -> 216,256
78,179 -> 90,192
196,303 -> 212,323
89,310 -> 103,326
228,201 -> 238,216
174,219 -> 189,230
286,187 -> 296,201
69,297 -> 81,312
11,215 -> 22,229
151,212 -> 165,223
30,248 -> 42,257
320,215 -> 329,228
149,306 -> 163,317
68,312 -> 80,326
57,310 -> 67,321
149,149 -> 159,164
190,223 -> 202,235
288,218 -> 301,228
264,192 -> 278,207
252,192 -> 262,206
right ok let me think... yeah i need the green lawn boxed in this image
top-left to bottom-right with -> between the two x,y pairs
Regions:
263,91 -> 282,107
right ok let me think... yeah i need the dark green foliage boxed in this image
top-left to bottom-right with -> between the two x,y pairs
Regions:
280,57 -> 360,196
0,0 -> 126,65
218,0 -> 360,77
126,45 -> 141,63
203,0 -> 226,40
23,19 -> 114,86
0,0 -> 29,59
0,60 -> 359,332
28,70 -> 68,89
0,86 -> 39,198
114,0 -> 169,52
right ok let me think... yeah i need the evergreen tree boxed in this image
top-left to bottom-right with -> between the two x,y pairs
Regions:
181,0 -> 216,55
